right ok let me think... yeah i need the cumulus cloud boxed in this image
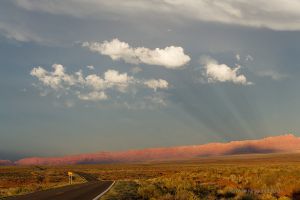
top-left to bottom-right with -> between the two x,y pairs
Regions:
13,0 -> 300,31
77,91 -> 108,101
82,38 -> 190,69
144,79 -> 168,91
201,57 -> 251,85
30,64 -> 79,89
104,69 -> 133,84
31,64 -> 169,104
85,74 -> 105,90
104,69 -> 135,92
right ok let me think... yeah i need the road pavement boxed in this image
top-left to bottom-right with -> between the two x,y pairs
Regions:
4,172 -> 114,200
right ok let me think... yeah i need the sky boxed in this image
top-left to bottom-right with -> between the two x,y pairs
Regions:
1,0 -> 300,160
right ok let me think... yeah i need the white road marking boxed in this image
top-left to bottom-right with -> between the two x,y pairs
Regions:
92,181 -> 115,200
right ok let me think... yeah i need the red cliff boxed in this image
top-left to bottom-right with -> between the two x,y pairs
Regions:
14,134 -> 300,165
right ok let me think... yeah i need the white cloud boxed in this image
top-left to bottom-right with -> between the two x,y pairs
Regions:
84,70 -> 134,92
31,64 -> 170,104
144,79 -> 168,91
77,91 -> 108,101
85,74 -> 105,90
82,38 -> 190,69
30,64 -> 78,89
104,69 -> 134,92
235,54 -> 240,61
104,69 -> 132,84
201,57 -> 251,85
14,0 -> 300,31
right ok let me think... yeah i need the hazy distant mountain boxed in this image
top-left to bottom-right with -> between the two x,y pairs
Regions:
3,134 -> 300,165
0,160 -> 13,166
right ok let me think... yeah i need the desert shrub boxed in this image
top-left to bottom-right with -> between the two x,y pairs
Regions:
239,193 -> 258,200
102,181 -> 142,200
155,193 -> 174,200
278,197 -> 291,200
216,190 -> 236,199
138,182 -> 164,199
192,184 -> 217,198
175,189 -> 199,200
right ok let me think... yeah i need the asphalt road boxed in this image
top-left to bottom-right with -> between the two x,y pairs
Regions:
4,173 -> 114,200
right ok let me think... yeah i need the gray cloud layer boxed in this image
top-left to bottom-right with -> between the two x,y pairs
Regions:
13,0 -> 300,31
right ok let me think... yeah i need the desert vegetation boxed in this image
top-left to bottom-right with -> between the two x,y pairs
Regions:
100,154 -> 300,200
101,164 -> 300,199
1,153 -> 300,199
0,166 -> 85,198
133,165 -> 300,200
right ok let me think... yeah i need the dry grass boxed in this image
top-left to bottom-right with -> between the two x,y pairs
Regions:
0,166 -> 85,198
1,153 -> 300,199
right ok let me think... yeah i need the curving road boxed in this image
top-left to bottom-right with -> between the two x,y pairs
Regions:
4,173 -> 114,200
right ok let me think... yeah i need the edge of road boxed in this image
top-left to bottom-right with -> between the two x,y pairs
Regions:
92,181 -> 116,200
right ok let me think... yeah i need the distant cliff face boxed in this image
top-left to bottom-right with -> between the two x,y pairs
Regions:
11,134 -> 300,165
0,160 -> 13,166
